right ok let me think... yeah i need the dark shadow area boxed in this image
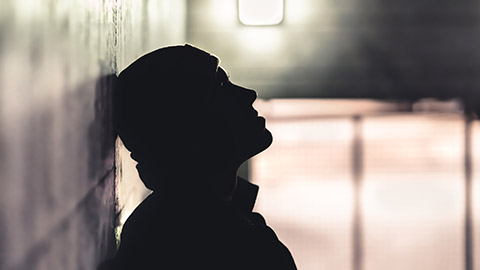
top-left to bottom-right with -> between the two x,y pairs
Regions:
99,45 -> 297,270
88,73 -> 118,179
2,73 -> 117,270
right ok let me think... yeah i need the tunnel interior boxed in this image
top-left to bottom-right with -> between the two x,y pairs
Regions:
0,0 -> 479,269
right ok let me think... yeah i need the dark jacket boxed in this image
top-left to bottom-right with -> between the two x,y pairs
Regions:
102,178 -> 297,270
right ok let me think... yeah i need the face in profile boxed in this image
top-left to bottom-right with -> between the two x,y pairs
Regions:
115,45 -> 271,195
208,67 -> 273,167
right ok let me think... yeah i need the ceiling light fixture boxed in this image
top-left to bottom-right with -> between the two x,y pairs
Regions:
238,0 -> 284,26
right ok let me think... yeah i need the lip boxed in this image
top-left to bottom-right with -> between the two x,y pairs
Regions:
244,109 -> 260,120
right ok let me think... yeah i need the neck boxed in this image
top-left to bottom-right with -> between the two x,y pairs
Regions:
203,167 -> 238,202
137,160 -> 240,202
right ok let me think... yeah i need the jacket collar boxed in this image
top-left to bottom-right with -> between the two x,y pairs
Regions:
231,177 -> 259,213
151,176 -> 259,214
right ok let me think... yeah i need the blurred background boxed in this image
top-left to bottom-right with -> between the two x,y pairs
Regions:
1,0 -> 480,269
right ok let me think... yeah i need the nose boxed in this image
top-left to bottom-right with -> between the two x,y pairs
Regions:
231,83 -> 258,105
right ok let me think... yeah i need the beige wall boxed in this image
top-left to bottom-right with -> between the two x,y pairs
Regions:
0,1 -> 185,269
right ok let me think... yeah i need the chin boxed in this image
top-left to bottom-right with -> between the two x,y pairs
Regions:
259,128 -> 273,152
238,129 -> 273,163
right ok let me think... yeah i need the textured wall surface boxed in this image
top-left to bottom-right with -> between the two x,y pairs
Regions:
0,1 -> 185,269
113,0 -> 187,243
187,0 -> 480,102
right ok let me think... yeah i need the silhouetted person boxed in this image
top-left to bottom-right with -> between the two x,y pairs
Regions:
103,44 -> 297,269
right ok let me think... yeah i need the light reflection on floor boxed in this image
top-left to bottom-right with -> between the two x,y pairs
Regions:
251,99 -> 478,270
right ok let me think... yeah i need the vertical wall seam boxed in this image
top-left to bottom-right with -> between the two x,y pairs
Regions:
111,0 -> 121,250
464,113 -> 474,270
112,0 -> 119,74
352,115 -> 364,270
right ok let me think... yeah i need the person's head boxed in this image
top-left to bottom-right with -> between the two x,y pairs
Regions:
114,44 -> 272,193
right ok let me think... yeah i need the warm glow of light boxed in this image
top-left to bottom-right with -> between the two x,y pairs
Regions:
251,105 -> 354,270
254,180 -> 353,229
362,176 -> 464,222
206,0 -> 238,27
251,99 -> 470,270
239,0 -> 283,26
237,27 -> 283,55
116,139 -> 152,227
254,99 -> 402,119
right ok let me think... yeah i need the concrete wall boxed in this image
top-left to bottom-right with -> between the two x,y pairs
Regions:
0,1 -> 185,269
187,0 -> 480,101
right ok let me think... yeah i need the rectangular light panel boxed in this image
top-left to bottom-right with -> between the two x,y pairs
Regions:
239,0 -> 284,26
